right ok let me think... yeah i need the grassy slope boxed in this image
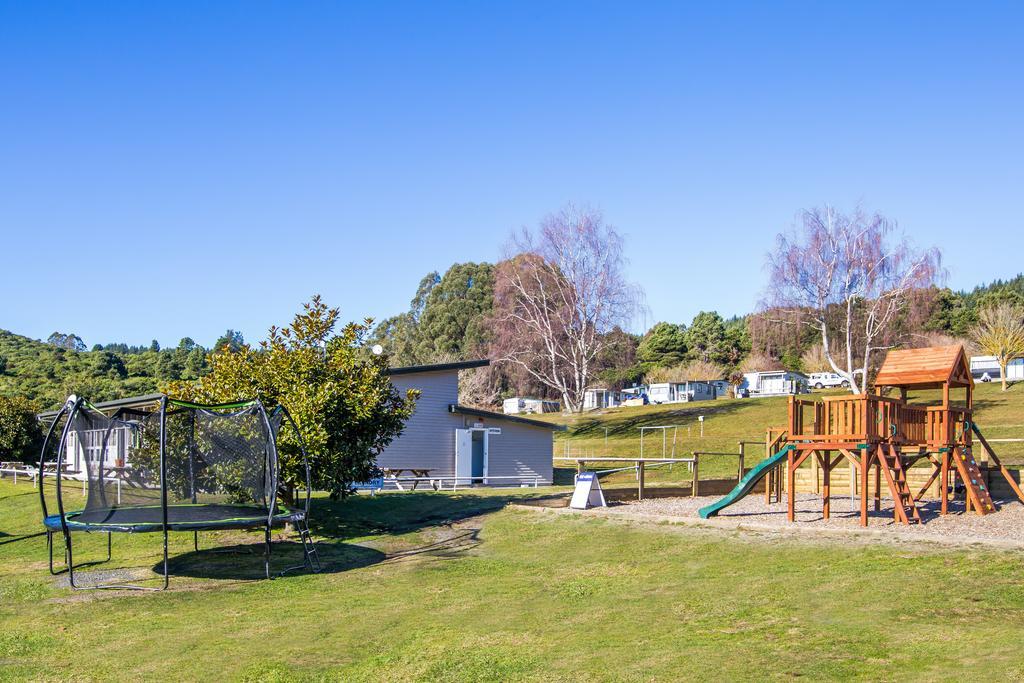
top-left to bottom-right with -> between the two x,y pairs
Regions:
534,382 -> 1024,487
4,480 -> 1024,680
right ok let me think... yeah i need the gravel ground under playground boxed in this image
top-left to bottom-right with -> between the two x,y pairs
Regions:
586,493 -> 1024,548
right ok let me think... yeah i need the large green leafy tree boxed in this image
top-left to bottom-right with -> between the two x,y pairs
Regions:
685,311 -> 728,364
371,271 -> 440,365
47,332 -> 86,352
637,322 -> 688,366
414,262 -> 495,361
373,263 -> 495,365
165,296 -> 416,499
0,395 -> 43,463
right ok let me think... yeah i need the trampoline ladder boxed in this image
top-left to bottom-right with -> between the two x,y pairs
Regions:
296,517 -> 322,573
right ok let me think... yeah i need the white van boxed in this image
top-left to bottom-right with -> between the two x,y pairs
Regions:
807,372 -> 850,389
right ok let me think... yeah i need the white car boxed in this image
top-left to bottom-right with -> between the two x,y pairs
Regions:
807,372 -> 850,389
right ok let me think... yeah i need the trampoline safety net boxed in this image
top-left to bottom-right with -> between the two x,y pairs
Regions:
66,399 -> 277,525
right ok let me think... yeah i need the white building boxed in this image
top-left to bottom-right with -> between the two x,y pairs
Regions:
583,388 -> 625,410
646,380 -> 716,404
739,371 -> 808,396
970,355 -> 1024,382
380,360 -> 561,486
502,397 -> 560,415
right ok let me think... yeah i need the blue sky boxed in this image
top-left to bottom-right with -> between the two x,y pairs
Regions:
1,2 -> 1021,348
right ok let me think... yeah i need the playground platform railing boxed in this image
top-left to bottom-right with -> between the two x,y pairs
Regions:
788,394 -> 973,448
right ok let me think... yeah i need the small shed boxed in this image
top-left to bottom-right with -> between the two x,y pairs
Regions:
874,344 -> 973,407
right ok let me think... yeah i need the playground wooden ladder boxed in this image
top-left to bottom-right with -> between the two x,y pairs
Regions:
951,445 -> 996,515
875,444 -> 921,525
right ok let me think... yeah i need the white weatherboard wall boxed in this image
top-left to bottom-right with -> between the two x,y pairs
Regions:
481,420 -> 552,482
378,370 -> 463,477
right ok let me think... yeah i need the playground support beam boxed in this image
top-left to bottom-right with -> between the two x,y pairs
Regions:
874,458 -> 881,512
818,451 -> 830,520
787,447 -> 795,522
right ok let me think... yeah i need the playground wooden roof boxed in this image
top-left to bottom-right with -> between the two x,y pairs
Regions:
874,344 -> 973,389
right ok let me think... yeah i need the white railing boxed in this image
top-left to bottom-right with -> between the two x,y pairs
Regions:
1,466 -> 131,504
437,475 -> 549,491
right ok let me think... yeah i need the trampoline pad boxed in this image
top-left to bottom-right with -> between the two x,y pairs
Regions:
44,503 -> 303,532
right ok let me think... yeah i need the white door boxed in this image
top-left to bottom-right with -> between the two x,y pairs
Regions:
455,429 -> 473,484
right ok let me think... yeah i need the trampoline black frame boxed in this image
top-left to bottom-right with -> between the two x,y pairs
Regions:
39,395 -> 319,591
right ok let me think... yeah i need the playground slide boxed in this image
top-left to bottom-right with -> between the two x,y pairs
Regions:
698,445 -> 795,519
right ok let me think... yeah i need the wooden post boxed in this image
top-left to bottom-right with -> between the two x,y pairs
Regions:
811,449 -> 820,494
787,447 -> 796,522
637,461 -> 645,501
941,451 -> 949,515
776,459 -> 783,502
860,449 -> 870,527
874,457 -> 881,512
821,452 -> 830,520
737,441 -> 745,482
691,455 -> 699,497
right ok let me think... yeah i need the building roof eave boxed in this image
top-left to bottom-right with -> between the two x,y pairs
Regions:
386,359 -> 490,376
448,404 -> 566,431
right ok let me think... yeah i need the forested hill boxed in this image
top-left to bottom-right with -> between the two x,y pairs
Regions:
0,329 -> 210,409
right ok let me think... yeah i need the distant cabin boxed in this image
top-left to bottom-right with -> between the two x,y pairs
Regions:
708,380 -> 732,397
620,385 -> 649,406
646,380 -> 716,404
739,371 -> 808,396
380,360 -> 562,487
583,388 -> 625,410
502,397 -> 560,415
970,355 -> 1024,382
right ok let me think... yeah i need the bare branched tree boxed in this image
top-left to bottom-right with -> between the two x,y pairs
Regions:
972,302 -> 1024,391
491,205 -> 643,412
765,205 -> 942,394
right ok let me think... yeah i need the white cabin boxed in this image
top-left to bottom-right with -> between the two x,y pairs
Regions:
646,380 -> 716,404
502,397 -> 560,415
739,371 -> 808,396
970,355 -> 1024,382
583,388 -> 625,410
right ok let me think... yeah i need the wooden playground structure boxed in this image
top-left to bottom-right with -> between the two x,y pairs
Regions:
765,345 -> 1024,526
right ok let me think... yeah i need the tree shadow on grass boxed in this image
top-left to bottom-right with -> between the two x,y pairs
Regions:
308,490 -> 569,542
159,540 -> 387,580
157,526 -> 487,580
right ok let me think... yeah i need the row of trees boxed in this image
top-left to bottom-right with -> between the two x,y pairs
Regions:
372,203 -> 1024,409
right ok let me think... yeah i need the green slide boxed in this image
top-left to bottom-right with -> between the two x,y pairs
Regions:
698,444 -> 795,519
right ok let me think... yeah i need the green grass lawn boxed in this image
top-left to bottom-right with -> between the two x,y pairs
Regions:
538,382 -> 1024,488
4,478 -> 1024,681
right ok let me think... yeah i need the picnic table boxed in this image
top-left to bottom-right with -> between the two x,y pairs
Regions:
41,461 -> 78,474
99,465 -> 147,487
381,468 -> 438,491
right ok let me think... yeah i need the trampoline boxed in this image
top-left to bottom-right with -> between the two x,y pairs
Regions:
39,394 -> 321,590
